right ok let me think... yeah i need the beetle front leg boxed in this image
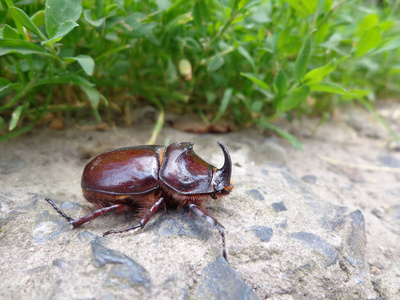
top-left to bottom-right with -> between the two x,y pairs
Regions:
188,204 -> 228,262
45,197 -> 123,228
103,197 -> 165,236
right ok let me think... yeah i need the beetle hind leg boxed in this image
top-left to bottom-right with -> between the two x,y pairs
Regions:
103,197 -> 165,236
188,204 -> 228,262
45,197 -> 125,228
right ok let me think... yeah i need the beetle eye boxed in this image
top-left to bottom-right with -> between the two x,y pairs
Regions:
211,193 -> 217,200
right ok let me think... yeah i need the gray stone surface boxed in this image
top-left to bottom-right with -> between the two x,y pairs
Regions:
196,256 -> 259,300
1,104 -> 400,299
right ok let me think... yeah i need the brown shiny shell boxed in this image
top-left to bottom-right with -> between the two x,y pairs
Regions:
81,146 -> 164,195
159,142 -> 214,194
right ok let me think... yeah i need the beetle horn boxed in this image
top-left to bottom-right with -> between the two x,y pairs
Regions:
214,142 -> 232,191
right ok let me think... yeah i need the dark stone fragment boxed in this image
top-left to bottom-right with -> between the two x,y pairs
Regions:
276,219 -> 288,229
344,210 -> 366,267
251,226 -> 273,242
281,171 -> 298,186
52,258 -> 67,269
248,189 -> 264,201
378,154 -> 400,168
271,201 -> 287,212
147,211 -> 212,240
301,174 -> 317,184
91,239 -> 151,290
288,231 -> 338,267
196,256 -> 259,300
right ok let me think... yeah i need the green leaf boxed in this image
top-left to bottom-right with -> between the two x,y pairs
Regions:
251,100 -> 263,113
355,26 -> 381,57
0,77 -> 23,93
273,69 -> 287,108
278,85 -> 310,112
303,59 -> 337,85
64,55 -> 95,76
83,10 -> 105,27
273,69 -> 287,96
310,82 -> 352,95
9,7 -> 47,40
0,39 -> 51,57
2,24 -> 21,39
0,78 -> 11,92
240,72 -> 269,90
9,105 -> 24,131
286,0 -> 317,16
372,37 -> 400,55
0,125 -> 33,142
213,88 -> 233,123
193,0 -> 208,27
166,58 -> 178,84
294,35 -> 311,82
259,121 -> 302,150
164,12 -> 193,32
80,86 -> 108,109
237,46 -> 255,71
357,14 -> 379,36
208,55 -> 225,72
45,0 -> 82,38
41,20 -> 79,45
0,77 -> 11,87
36,74 -> 95,87
31,10 -> 46,28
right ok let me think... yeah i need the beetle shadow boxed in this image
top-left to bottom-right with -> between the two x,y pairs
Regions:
145,210 -> 213,240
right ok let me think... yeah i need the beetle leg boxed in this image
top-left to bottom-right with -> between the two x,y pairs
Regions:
45,197 -> 124,228
188,204 -> 227,262
103,197 -> 165,236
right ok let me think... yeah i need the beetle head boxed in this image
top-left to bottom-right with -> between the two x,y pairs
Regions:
213,142 -> 233,193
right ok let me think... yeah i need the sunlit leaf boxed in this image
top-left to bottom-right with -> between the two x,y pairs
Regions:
303,59 -> 337,85
310,82 -> 353,95
9,105 -> 24,131
355,26 -> 381,57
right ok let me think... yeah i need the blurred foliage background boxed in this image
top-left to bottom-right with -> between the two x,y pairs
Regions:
1,0 -> 399,146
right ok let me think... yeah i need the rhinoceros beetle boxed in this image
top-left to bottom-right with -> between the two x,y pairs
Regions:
45,142 -> 233,260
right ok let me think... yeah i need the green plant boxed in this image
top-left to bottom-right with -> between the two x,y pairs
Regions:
1,0 -> 399,145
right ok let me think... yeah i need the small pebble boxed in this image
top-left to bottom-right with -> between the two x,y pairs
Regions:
301,174 -> 317,184
370,265 -> 381,276
50,117 -> 64,130
272,201 -> 287,212
371,206 -> 385,219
